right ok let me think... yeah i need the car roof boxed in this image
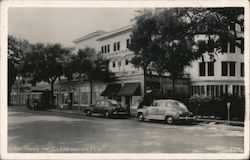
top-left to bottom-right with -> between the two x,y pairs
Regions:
96,99 -> 117,102
154,99 -> 180,103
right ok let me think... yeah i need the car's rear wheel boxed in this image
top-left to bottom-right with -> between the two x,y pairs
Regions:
137,113 -> 144,122
86,110 -> 91,116
104,111 -> 110,118
165,116 -> 174,124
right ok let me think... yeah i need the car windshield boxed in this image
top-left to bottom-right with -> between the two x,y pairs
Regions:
109,100 -> 119,105
167,101 -> 188,112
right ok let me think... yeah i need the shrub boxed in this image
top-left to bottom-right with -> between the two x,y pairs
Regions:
187,94 -> 245,121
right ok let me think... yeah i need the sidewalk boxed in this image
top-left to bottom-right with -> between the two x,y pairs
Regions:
9,105 -> 244,127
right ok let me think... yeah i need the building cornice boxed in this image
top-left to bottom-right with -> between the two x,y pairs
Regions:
97,25 -> 133,41
72,30 -> 107,43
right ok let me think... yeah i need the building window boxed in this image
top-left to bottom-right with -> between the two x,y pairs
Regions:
101,46 -> 104,53
222,41 -> 228,53
107,45 -> 110,53
229,62 -> 236,76
126,39 -> 130,48
201,86 -> 205,94
125,59 -> 129,65
229,40 -> 236,53
113,43 -> 117,51
112,62 -> 116,68
241,38 -> 244,54
225,85 -> 228,94
240,86 -> 245,96
206,85 -> 210,96
222,62 -> 228,76
207,62 -> 214,76
199,62 -> 205,76
233,85 -> 239,96
229,23 -> 235,31
222,62 -> 236,76
211,85 -> 215,97
241,63 -> 244,77
118,61 -> 121,67
219,85 -> 223,96
215,85 -> 219,97
117,42 -> 120,50
104,45 -> 107,53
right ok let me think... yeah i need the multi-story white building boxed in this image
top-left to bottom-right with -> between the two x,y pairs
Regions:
52,25 -> 190,110
185,21 -> 244,97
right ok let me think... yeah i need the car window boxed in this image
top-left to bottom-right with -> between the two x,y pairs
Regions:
165,102 -> 171,108
96,101 -> 100,105
152,102 -> 157,107
168,101 -> 188,112
98,100 -> 104,105
104,101 -> 109,106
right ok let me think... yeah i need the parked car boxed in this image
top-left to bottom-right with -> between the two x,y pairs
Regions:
137,99 -> 196,124
84,99 -> 127,118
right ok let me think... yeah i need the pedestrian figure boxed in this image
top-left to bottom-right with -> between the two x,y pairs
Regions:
26,97 -> 31,110
67,99 -> 72,110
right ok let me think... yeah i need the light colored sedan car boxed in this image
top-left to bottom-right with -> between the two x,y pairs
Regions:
137,99 -> 195,124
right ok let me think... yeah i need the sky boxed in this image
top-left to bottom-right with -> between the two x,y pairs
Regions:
8,8 -> 138,47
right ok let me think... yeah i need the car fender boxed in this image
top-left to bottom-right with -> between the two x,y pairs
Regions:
164,110 -> 179,119
137,107 -> 148,116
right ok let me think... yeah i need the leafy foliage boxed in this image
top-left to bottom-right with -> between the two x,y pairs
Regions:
8,35 -> 31,104
21,43 -> 71,107
65,47 -> 114,104
129,8 -> 244,96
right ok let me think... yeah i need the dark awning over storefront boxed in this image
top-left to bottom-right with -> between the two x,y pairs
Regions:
101,84 -> 121,96
116,83 -> 141,96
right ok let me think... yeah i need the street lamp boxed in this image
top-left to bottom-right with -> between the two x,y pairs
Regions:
16,76 -> 22,107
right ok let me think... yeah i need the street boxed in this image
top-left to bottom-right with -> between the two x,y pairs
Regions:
8,108 -> 244,153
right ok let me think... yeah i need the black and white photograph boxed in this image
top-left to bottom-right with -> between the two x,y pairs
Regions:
0,0 -> 249,159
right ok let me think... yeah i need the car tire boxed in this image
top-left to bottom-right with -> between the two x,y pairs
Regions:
137,113 -> 144,122
104,111 -> 110,118
86,110 -> 91,116
165,116 -> 174,124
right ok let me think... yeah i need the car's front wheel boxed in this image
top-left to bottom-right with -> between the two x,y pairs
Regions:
104,111 -> 110,118
165,116 -> 174,124
86,110 -> 92,116
137,113 -> 144,122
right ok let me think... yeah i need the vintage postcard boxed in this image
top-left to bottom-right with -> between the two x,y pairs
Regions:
0,0 -> 249,159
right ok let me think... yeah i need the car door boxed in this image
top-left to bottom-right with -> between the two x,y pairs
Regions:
95,100 -> 103,113
147,101 -> 160,119
156,102 -> 167,120
92,100 -> 100,113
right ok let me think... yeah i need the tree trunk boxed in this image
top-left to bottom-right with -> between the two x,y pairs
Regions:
172,76 -> 175,98
143,68 -> 146,96
159,75 -> 163,94
90,80 -> 93,105
51,82 -> 54,109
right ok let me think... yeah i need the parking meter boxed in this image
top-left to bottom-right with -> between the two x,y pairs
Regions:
227,102 -> 231,125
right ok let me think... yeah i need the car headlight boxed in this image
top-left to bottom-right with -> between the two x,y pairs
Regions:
112,107 -> 116,111
178,111 -> 183,115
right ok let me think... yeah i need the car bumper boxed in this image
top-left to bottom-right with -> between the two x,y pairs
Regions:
112,111 -> 127,115
179,116 -> 196,120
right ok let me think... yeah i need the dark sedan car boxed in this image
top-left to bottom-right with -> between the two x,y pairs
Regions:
84,99 -> 127,118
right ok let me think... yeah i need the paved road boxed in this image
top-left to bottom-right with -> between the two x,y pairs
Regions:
8,108 -> 244,153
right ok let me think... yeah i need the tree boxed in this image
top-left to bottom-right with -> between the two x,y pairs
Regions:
22,43 -> 71,107
130,9 -> 200,96
66,47 -> 114,104
130,8 -> 244,96
8,35 -> 31,104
